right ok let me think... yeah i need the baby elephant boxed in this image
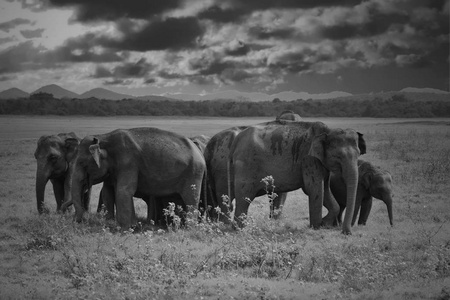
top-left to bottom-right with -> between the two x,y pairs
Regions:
330,159 -> 393,226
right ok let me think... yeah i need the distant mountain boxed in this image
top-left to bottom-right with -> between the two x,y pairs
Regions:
0,87 -> 29,99
136,95 -> 177,101
336,90 -> 450,102
163,90 -> 352,102
32,84 -> 79,99
400,87 -> 449,94
79,88 -> 134,100
2,84 -> 448,102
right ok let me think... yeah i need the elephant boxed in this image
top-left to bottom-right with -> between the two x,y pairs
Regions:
34,132 -> 90,214
95,135 -> 211,227
330,159 -> 393,226
276,110 -> 302,122
204,126 -> 249,222
61,127 -> 206,229
228,121 -> 366,234
204,113 -> 301,222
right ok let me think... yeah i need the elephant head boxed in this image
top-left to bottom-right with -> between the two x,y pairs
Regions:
358,160 -> 393,226
34,132 -> 78,213
62,136 -> 109,221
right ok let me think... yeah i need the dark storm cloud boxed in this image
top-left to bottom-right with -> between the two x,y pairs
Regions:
49,34 -> 124,63
0,41 -> 46,74
91,59 -> 153,80
20,28 -> 45,39
198,0 -> 363,23
144,78 -> 156,84
103,78 -> 131,86
47,0 -> 182,22
188,54 -> 257,84
0,18 -> 34,32
249,27 -> 296,40
100,17 -> 204,51
319,10 -> 409,40
0,36 -> 124,75
198,5 -> 247,23
268,49 -> 333,74
0,37 -> 16,45
91,65 -> 112,78
228,0 -> 362,10
158,70 -> 183,79
112,58 -> 153,78
0,75 -> 16,82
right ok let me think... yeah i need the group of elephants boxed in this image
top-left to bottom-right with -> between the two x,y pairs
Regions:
34,111 -> 393,235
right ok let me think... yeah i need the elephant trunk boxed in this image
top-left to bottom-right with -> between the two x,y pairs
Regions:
35,168 -> 49,214
62,169 -> 85,222
341,163 -> 358,235
384,194 -> 394,226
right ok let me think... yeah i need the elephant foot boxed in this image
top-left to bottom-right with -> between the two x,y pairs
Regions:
321,216 -> 337,228
341,229 -> 352,235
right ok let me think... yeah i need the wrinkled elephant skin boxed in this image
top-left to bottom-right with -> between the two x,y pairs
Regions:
96,135 -> 210,226
63,127 -> 206,229
229,121 -> 365,235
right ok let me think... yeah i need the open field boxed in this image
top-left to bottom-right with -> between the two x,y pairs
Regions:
1,115 -> 450,299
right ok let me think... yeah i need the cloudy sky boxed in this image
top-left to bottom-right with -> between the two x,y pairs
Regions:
0,0 -> 448,96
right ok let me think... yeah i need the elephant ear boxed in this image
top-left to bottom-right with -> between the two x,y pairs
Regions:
308,133 -> 326,163
357,132 -> 366,155
358,162 -> 373,189
89,138 -> 107,168
65,138 -> 79,162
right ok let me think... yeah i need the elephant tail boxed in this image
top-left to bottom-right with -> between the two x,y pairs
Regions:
201,168 -> 208,218
227,156 -> 235,212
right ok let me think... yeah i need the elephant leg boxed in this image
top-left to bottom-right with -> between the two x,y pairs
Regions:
351,188 -> 364,226
322,174 -> 340,227
213,179 -> 233,223
51,178 -> 65,212
336,207 -> 344,226
358,196 -> 373,225
302,157 -> 327,229
100,183 -> 115,220
82,187 -> 91,211
146,196 -> 158,225
97,189 -> 104,213
115,173 -> 138,228
178,179 -> 202,214
270,192 -> 287,219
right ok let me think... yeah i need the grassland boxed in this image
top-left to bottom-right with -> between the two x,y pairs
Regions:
0,115 -> 449,299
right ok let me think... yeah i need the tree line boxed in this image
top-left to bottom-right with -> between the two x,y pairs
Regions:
1,93 -> 449,118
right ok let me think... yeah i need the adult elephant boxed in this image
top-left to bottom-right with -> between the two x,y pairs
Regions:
229,121 -> 366,235
204,113 -> 302,222
95,135 -> 211,227
330,159 -> 393,226
61,127 -> 206,229
34,133 -> 90,214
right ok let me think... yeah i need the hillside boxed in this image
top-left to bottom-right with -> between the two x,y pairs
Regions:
32,84 -> 79,99
0,88 -> 29,99
79,88 -> 133,100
